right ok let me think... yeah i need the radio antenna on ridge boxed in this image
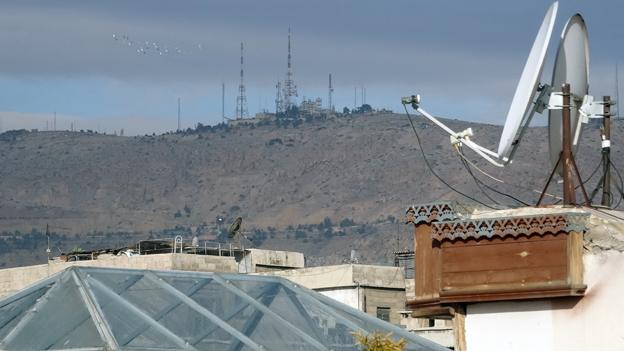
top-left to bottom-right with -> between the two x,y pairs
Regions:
236,42 -> 248,119
283,27 -> 297,112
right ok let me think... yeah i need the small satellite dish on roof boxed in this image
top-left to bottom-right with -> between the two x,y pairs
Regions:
548,14 -> 590,175
228,217 -> 242,238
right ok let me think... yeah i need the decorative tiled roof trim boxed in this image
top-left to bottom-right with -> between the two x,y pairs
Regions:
405,202 -> 458,225
431,213 -> 589,242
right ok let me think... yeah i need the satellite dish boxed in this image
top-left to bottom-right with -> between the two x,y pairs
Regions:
497,1 -> 558,162
548,14 -> 590,175
401,2 -> 599,206
228,217 -> 242,238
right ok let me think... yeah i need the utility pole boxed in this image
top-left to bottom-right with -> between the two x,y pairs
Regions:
602,96 -> 612,207
616,63 -> 620,119
45,224 -> 51,276
561,84 -> 576,205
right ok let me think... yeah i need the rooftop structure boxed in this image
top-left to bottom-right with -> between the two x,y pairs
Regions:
264,264 -> 406,325
0,246 -> 304,299
0,266 -> 446,351
404,201 -> 624,350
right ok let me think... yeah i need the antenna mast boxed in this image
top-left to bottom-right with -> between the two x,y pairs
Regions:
236,42 -> 248,119
283,27 -> 297,112
328,74 -> 334,113
616,62 -> 621,119
601,96 -> 612,207
177,97 -> 181,131
361,86 -> 365,106
275,81 -> 283,114
221,82 -> 225,123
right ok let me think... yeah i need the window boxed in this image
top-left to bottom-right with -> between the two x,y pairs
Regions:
376,307 -> 390,322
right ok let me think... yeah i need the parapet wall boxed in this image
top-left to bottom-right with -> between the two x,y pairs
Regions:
0,253 -> 237,298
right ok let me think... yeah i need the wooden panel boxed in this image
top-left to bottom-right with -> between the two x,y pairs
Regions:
441,235 -> 567,273
440,233 -> 562,247
453,304 -> 466,351
437,232 -> 582,301
414,223 -> 439,301
442,266 -> 568,288
567,231 -> 583,286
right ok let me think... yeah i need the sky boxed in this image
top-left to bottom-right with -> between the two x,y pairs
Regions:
0,0 -> 622,135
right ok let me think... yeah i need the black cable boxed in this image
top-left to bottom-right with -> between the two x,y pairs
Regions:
458,155 -> 503,206
609,157 -> 624,208
589,162 -> 607,204
403,104 -> 496,209
552,159 -> 603,206
584,159 -> 604,184
457,148 -> 530,206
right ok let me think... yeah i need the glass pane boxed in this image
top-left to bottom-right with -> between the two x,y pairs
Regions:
160,303 -> 230,346
0,285 -> 50,340
49,316 -> 102,349
193,279 -> 318,350
1,273 -> 105,350
84,269 -> 146,294
290,285 -> 444,351
87,275 -> 181,349
158,274 -> 209,294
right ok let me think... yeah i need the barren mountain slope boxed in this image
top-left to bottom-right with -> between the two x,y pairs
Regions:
0,113 -> 621,268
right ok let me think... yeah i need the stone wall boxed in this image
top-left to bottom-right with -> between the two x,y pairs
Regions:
0,253 -> 237,298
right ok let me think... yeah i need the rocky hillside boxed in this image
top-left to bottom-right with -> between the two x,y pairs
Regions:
0,113 -> 621,268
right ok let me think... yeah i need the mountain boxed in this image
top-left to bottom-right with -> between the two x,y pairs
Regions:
0,113 -> 621,268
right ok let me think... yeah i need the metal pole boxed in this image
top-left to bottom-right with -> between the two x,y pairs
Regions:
537,153 -> 562,206
561,83 -> 576,205
602,96 -> 612,207
177,97 -> 181,131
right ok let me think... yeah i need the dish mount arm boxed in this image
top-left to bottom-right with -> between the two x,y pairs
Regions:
402,95 -> 505,167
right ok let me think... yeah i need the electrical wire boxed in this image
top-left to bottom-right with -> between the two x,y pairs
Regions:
455,143 -> 563,201
456,146 -> 532,206
609,157 -> 624,208
403,104 -> 496,209
458,152 -> 504,207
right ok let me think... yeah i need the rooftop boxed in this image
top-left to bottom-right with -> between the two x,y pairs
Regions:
0,266 -> 444,351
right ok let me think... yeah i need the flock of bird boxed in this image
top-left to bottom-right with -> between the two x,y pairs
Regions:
112,33 -> 204,56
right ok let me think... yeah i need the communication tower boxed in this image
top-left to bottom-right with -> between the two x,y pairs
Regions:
275,81 -> 283,114
236,42 -> 248,119
282,28 -> 298,111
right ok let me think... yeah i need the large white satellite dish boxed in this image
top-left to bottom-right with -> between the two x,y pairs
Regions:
548,14 -> 590,175
402,2 -> 560,167
402,1 -> 603,206
497,1 -> 558,162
